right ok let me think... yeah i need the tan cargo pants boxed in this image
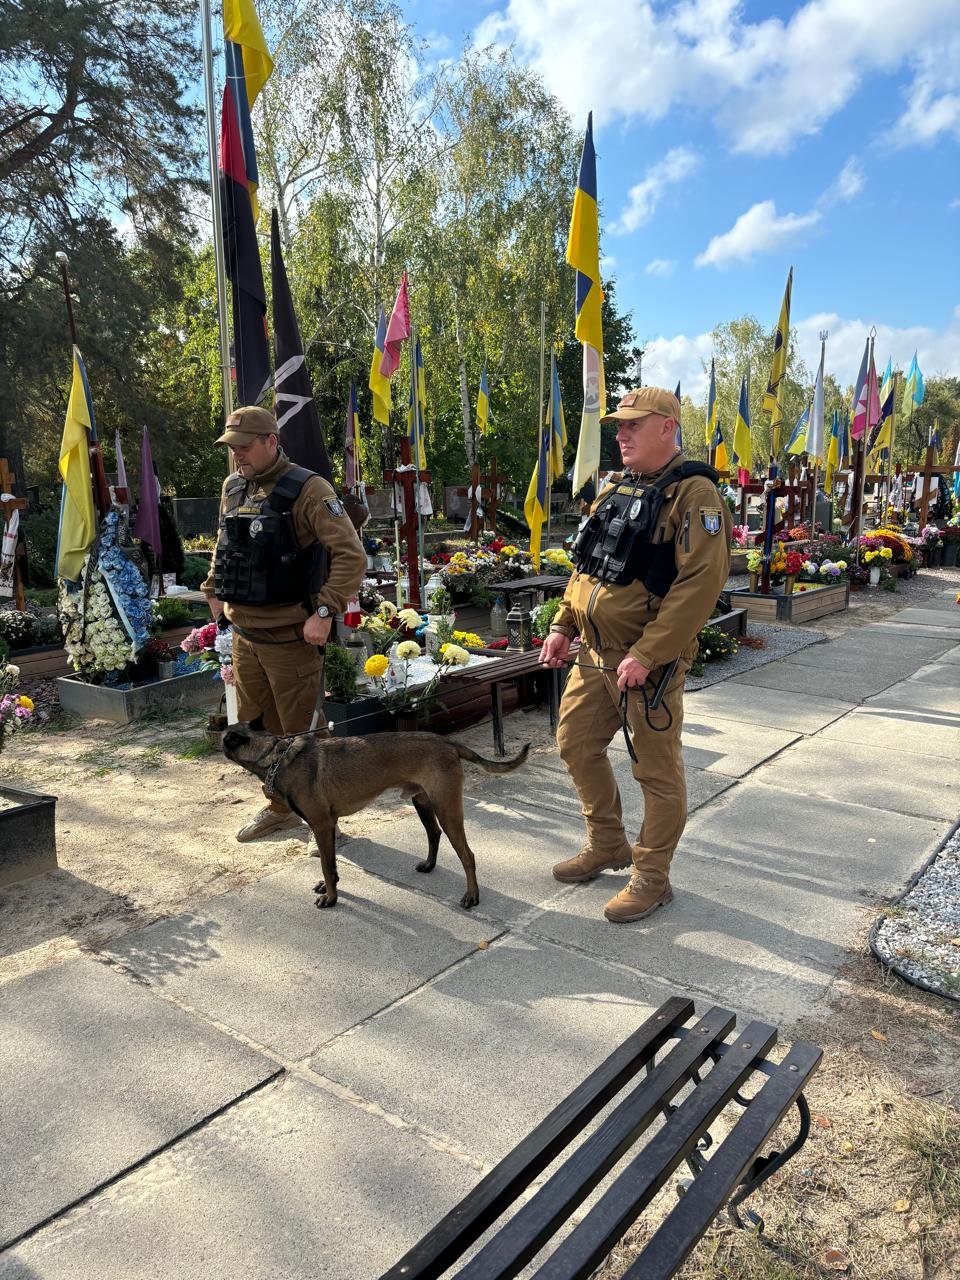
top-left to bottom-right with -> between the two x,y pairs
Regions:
556,647 -> 688,887
232,627 -> 326,815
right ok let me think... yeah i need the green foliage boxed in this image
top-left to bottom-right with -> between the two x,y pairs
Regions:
33,613 -> 63,645
22,504 -> 60,586
151,597 -> 192,630
180,555 -> 210,590
25,587 -> 58,607
0,610 -> 37,648
324,643 -> 359,702
532,595 -> 562,638
0,635 -> 9,665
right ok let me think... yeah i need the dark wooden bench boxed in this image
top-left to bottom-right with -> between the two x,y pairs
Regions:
487,574 -> 570,605
435,644 -> 577,754
379,997 -> 821,1280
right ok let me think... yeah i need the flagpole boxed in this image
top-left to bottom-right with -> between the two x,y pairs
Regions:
853,328 -> 876,565
200,0 -> 233,423
540,302 -> 550,548
886,370 -> 899,521
410,322 -> 426,606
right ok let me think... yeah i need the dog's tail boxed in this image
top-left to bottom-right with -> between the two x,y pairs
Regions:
453,741 -> 530,773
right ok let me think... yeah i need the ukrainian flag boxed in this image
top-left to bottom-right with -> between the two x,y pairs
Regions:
56,348 -> 97,582
929,419 -> 942,460
712,419 -> 730,474
368,307 -> 390,426
548,353 -> 567,481
525,420 -> 550,569
903,351 -> 925,422
786,406 -> 809,456
824,410 -> 840,495
344,381 -> 361,489
223,0 -> 273,224
407,337 -> 427,469
566,113 -> 605,496
868,377 -> 895,473
762,267 -> 792,454
732,376 -> 753,477
705,357 -> 717,448
476,364 -> 490,435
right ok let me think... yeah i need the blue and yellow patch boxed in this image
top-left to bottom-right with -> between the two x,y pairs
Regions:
700,509 -> 722,535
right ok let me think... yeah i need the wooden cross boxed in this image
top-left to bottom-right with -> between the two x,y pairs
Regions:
382,437 -> 431,608
0,457 -> 28,610
479,455 -> 503,535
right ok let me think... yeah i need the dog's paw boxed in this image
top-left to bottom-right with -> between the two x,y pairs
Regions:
459,891 -> 480,910
312,873 -> 339,893
315,893 -> 338,909
415,858 -> 436,874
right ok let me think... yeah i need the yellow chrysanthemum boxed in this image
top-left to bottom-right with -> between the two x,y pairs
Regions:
16,695 -> 34,711
501,545 -> 519,557
440,644 -> 470,666
452,631 -> 484,649
364,654 -> 389,678
377,601 -> 397,620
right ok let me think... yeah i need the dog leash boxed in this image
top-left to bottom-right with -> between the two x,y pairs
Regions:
260,725 -> 330,799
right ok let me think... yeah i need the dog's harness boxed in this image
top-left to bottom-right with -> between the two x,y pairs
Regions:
260,726 -> 330,799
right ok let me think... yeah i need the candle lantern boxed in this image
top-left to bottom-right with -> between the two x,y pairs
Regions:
505,591 -> 534,651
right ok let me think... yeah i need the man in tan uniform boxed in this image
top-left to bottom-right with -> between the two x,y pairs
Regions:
539,386 -> 731,922
202,406 -> 367,842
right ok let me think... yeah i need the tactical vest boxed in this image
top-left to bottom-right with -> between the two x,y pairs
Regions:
571,462 -> 720,593
213,465 -> 326,607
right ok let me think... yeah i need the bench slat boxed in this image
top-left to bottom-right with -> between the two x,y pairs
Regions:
529,1020 -> 778,1280
378,997 -> 694,1280
454,1006 -> 736,1280
625,1040 -> 823,1279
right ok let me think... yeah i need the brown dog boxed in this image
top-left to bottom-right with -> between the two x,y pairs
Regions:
221,725 -> 529,910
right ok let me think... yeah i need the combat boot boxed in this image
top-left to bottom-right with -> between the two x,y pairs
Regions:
603,873 -> 673,923
236,807 -> 303,843
553,845 -> 633,884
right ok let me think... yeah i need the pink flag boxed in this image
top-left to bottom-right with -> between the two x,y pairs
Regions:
133,425 -> 163,556
851,351 -> 880,442
379,271 -> 410,378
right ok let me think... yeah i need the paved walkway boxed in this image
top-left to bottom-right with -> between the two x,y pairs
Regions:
2,593 -> 958,1278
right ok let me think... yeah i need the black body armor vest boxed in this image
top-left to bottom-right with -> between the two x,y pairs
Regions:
571,462 -> 719,593
213,465 -> 326,606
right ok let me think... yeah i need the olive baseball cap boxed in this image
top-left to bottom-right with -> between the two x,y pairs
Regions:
215,405 -> 279,447
601,386 -> 680,424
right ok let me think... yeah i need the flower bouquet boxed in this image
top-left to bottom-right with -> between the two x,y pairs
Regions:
363,641 -> 470,722
0,663 -> 34,753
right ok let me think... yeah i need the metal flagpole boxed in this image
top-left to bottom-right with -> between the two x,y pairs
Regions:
540,302 -> 550,547
853,327 -> 876,565
200,0 -> 233,424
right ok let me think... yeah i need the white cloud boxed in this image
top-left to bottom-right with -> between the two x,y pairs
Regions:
951,198 -> 960,210
696,201 -> 821,268
600,253 -> 617,272
638,310 -> 960,405
695,158 -> 863,268
889,33 -> 960,146
645,258 -> 676,277
612,148 -> 700,234
473,0 -> 960,155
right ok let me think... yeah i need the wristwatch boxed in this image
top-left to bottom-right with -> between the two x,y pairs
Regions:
315,605 -> 331,619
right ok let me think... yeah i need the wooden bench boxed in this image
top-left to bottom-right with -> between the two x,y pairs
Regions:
487,574 -> 570,606
379,997 -> 821,1280
435,644 -> 577,754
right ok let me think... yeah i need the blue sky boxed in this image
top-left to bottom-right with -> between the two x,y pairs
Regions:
409,0 -> 960,399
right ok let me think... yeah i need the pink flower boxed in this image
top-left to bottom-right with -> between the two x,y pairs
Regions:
220,664 -> 235,685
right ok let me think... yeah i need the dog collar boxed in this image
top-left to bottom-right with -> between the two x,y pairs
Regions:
263,737 -> 298,799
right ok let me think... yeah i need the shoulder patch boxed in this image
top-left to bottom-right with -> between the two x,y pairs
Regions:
700,508 -> 723,535
324,496 -> 345,517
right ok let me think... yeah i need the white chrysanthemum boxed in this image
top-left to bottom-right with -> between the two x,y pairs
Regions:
395,640 -> 421,660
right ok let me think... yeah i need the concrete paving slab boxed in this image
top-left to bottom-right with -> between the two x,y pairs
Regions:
649,714 -> 800,777
884,608 -> 960,635
728,663 -> 900,701
818,707 -> 960,759
782,639 -> 950,669
866,622 -> 960,640
0,956 -> 279,1251
0,1076 -> 481,1280
678,779 -> 947,897
753,738 -> 960,820
312,933 -> 673,1165
683,683 -> 854,733
866,681 -> 960,717
908,663 -> 960,687
339,797 -> 579,924
525,851 -> 847,1026
933,645 -> 960,664
103,860 -> 491,1060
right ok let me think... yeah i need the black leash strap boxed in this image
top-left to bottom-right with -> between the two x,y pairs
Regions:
618,656 -> 680,760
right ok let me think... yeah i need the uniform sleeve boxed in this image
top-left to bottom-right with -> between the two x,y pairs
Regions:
294,476 -> 368,614
199,477 -> 231,598
629,480 -> 732,671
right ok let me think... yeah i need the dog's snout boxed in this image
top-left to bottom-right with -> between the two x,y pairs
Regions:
222,728 -> 246,754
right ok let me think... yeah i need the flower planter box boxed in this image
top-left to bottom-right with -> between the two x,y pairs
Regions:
12,626 -> 195,685
56,669 -> 222,725
729,549 -> 751,575
325,695 -> 391,737
0,784 -> 57,887
726,580 -> 850,625
711,606 -> 748,638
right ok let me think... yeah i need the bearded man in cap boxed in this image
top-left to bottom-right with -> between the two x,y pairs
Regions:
202,406 -> 367,842
539,386 -> 731,922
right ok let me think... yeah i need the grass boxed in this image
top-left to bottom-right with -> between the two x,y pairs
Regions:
895,1103 -> 960,1224
138,745 -> 163,770
75,742 -> 122,773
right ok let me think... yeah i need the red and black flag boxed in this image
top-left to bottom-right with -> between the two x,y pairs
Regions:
219,85 -> 270,409
269,209 -> 334,481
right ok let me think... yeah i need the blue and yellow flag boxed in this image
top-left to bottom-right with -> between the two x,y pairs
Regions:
524,419 -> 550,569
786,406 -> 809,456
476,364 -> 490,435
705,358 -> 717,448
903,351 -> 925,423
929,419 -> 942,460
868,374 -> 896,472
732,376 -> 753,476
56,347 -> 97,582
407,337 -> 427,469
566,113 -> 605,495
712,419 -> 729,474
824,410 -> 840,495
547,352 -> 567,481
762,266 -> 792,454
368,307 -> 391,425
223,0 -> 273,224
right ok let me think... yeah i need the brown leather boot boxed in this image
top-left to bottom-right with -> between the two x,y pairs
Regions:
236,807 -> 303,843
603,874 -> 673,923
553,845 -> 633,884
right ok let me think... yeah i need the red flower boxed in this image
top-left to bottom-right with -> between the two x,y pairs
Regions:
785,551 -> 805,576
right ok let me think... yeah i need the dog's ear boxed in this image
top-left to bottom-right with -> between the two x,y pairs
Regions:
249,714 -> 265,732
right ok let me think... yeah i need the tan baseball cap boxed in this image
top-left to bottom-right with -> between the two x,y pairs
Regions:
215,405 -> 278,447
601,385 -> 680,424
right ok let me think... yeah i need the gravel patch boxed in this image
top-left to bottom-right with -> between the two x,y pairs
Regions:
872,823 -> 960,1002
685,620 -> 826,690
